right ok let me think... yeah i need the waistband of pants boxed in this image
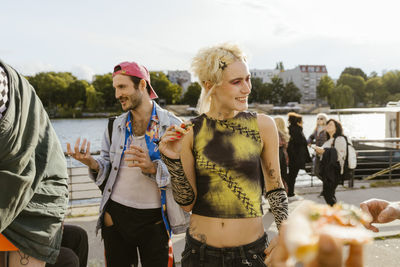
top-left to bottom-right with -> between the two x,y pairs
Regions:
106,199 -> 162,222
185,228 -> 268,256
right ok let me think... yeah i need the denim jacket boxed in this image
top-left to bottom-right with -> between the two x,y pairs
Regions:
89,102 -> 182,233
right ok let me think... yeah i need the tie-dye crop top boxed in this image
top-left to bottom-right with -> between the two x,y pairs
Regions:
191,111 -> 264,218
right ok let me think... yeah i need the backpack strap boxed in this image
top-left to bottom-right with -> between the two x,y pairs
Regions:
108,116 -> 117,144
98,116 -> 116,193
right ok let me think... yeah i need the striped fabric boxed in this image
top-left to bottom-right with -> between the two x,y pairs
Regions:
0,66 -> 8,119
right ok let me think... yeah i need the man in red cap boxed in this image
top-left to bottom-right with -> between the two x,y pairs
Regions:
67,61 -> 184,266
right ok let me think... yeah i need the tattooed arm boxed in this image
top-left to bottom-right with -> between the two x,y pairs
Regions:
258,114 -> 288,229
160,126 -> 197,212
258,114 -> 285,191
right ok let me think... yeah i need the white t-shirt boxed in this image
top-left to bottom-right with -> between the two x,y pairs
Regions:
111,135 -> 161,208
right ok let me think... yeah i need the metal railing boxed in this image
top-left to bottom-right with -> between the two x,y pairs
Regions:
65,139 -> 400,209
305,138 -> 400,188
66,154 -> 102,213
352,138 -> 400,182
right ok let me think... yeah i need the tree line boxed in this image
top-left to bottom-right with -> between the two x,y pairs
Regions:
317,67 -> 400,108
25,66 -> 400,117
26,71 -> 201,117
248,76 -> 302,104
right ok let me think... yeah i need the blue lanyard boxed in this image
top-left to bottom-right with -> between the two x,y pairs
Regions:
122,104 -> 160,160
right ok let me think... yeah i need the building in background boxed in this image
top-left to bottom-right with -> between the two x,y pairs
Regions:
167,70 -> 191,95
279,65 -> 328,104
250,69 -> 281,83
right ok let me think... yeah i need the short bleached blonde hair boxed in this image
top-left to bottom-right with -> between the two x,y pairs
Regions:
191,43 -> 247,114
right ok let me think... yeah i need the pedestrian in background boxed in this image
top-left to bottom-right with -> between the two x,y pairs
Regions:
314,119 -> 347,206
274,116 -> 290,193
287,112 -> 311,201
307,113 -> 328,196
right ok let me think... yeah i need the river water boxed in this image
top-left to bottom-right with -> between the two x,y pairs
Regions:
52,113 -> 385,154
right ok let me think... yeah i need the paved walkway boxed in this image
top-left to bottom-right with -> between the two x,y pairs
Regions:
66,179 -> 400,267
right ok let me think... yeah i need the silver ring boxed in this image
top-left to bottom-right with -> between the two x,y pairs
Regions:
80,149 -> 85,154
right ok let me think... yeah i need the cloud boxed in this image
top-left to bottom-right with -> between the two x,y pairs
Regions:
16,61 -> 55,76
70,65 -> 96,82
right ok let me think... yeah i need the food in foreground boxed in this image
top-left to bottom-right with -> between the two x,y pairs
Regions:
284,200 -> 372,263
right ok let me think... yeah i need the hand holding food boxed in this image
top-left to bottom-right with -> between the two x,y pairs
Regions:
158,122 -> 193,159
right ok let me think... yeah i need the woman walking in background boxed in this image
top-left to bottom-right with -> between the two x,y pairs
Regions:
286,112 -> 310,201
315,119 -> 347,206
274,116 -> 290,193
308,113 -> 328,196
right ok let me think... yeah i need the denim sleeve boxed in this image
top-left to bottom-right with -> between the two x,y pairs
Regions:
148,112 -> 182,187
88,127 -> 111,186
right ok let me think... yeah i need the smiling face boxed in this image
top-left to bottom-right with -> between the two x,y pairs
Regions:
113,74 -> 143,111
212,60 -> 251,113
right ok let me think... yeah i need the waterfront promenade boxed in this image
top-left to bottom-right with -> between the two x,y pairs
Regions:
65,173 -> 400,267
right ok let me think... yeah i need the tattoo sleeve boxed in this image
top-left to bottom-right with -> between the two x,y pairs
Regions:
265,188 -> 288,230
161,154 -> 195,206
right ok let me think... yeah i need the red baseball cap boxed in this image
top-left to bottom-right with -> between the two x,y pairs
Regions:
112,61 -> 158,99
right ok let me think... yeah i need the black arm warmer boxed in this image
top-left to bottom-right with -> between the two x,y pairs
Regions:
161,154 -> 195,206
265,188 -> 288,230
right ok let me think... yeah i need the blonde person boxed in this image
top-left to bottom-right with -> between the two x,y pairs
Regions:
307,113 -> 328,196
159,43 -> 288,266
274,117 -> 290,193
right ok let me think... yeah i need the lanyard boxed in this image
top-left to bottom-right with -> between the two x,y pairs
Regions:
122,103 -> 160,160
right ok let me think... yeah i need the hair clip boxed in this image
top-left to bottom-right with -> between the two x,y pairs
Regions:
219,60 -> 227,70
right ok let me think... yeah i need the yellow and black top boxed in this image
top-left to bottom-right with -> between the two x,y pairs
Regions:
191,111 -> 264,218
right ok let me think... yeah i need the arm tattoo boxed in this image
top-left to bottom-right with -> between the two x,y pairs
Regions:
265,188 -> 288,230
268,167 -> 281,188
17,251 -> 30,265
161,154 -> 195,206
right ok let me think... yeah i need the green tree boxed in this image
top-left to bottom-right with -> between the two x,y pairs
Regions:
66,80 -> 89,108
92,73 -> 116,110
329,84 -> 354,108
249,77 -> 270,103
337,73 -> 366,106
86,85 -> 104,111
182,82 -> 201,107
27,72 -> 76,107
365,77 -> 387,106
317,76 -> 334,102
268,76 -> 285,104
382,71 -> 400,95
341,67 -> 368,81
368,71 -> 378,79
282,82 -> 301,104
150,72 -> 182,104
275,62 -> 284,71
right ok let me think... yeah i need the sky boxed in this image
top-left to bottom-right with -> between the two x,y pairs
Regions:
1,0 -> 400,81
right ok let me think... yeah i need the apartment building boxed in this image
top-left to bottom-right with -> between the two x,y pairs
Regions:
279,65 -> 328,104
167,70 -> 191,94
250,69 -> 281,83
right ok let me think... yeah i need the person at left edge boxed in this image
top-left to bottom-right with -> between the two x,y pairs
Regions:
0,61 -> 68,266
67,61 -> 182,267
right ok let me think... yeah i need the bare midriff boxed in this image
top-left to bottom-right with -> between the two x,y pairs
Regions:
188,214 -> 264,247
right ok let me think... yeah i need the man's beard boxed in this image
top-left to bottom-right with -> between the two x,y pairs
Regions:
120,90 -> 142,111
